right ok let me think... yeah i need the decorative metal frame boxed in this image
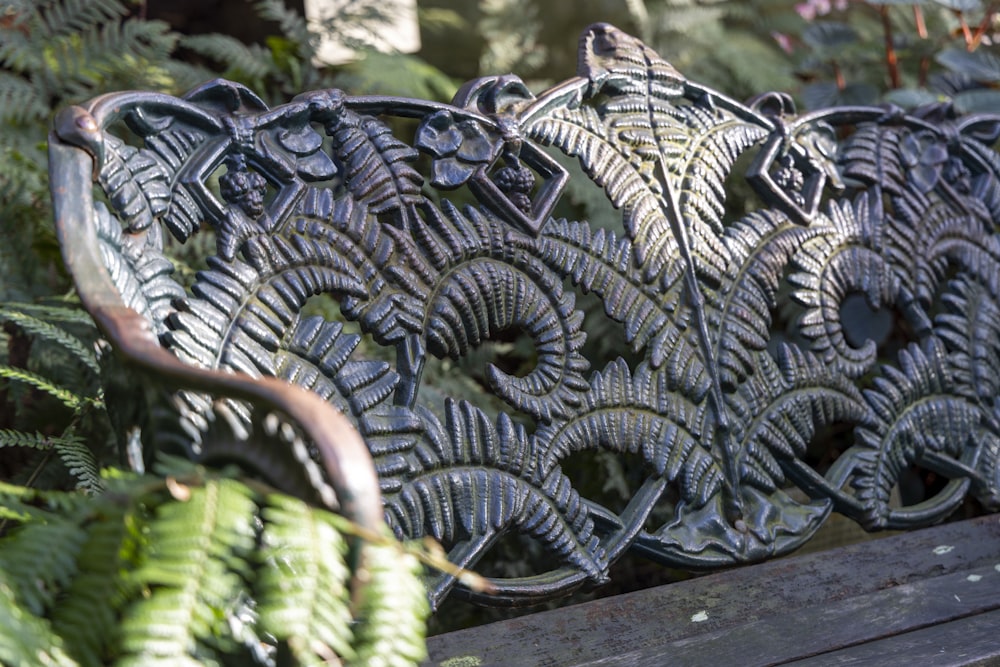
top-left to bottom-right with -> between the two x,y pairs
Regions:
50,23 -> 1000,609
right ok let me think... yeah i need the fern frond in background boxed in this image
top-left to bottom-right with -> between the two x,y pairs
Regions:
0,303 -> 109,493
0,308 -> 100,375
1,0 -> 177,303
0,430 -> 102,493
180,33 -> 278,90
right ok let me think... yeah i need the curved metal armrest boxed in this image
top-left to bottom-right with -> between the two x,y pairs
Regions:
48,130 -> 383,536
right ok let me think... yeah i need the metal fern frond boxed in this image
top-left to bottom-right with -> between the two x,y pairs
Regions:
329,104 -> 424,226
533,219 -> 706,388
538,357 -> 719,503
94,203 -> 186,335
935,275 -> 1000,407
384,399 -> 607,604
838,340 -> 993,529
714,208 -> 819,390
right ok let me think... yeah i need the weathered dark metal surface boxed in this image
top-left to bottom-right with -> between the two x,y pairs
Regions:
50,23 -> 1000,609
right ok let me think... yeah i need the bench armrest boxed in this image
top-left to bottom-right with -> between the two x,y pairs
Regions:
49,123 -> 383,534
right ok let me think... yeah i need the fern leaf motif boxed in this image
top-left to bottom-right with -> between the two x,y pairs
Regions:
278,314 -> 397,418
523,23 -> 777,519
837,340 -> 995,529
383,399 -> 607,605
839,122 -> 909,197
94,202 -> 186,336
531,23 -> 769,286
165,220 -> 369,376
715,209 -> 819,390
936,275 -> 1000,407
736,346 -> 871,477
392,200 -> 592,423
92,87 -> 229,244
896,193 -> 1000,311
538,358 -> 718,501
786,197 -> 900,378
329,107 -> 424,227
652,345 -> 871,562
533,219 -> 708,394
98,135 -> 171,234
143,126 -> 209,242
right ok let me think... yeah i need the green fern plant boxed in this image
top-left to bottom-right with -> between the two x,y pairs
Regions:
0,467 -> 430,667
1,0 -> 180,302
0,302 -> 108,493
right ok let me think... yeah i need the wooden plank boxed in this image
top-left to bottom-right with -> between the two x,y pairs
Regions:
614,560 -> 1000,666
425,515 -> 1000,667
785,608 -> 1000,667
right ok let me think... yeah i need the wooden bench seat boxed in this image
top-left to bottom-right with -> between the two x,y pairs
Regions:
48,20 -> 1000,665
427,514 -> 1000,666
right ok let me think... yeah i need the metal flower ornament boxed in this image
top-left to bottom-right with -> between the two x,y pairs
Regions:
415,109 -> 502,189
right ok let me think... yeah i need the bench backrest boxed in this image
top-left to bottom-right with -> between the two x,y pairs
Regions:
49,23 -> 1000,610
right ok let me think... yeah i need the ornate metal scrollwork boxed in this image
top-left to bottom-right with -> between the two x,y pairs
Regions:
52,23 -> 1000,609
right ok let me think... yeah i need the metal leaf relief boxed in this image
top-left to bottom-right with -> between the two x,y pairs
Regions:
836,340 -> 995,529
97,135 -> 172,234
320,93 -> 424,226
52,22 -> 1000,610
93,201 -> 185,336
402,201 -> 592,422
715,208 -> 819,389
386,399 -> 608,604
533,219 -> 708,393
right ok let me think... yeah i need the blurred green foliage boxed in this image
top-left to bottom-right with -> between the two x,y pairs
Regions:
420,0 -> 1000,111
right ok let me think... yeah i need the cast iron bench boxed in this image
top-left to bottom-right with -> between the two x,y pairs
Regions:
49,23 -> 1000,666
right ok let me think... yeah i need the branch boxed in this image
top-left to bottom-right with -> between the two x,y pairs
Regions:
880,5 -> 900,89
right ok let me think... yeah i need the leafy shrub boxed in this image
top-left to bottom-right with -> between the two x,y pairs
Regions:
789,0 -> 1000,110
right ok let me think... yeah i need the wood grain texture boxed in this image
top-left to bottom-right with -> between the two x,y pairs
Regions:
425,514 -> 1000,666
786,608 -> 1000,666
